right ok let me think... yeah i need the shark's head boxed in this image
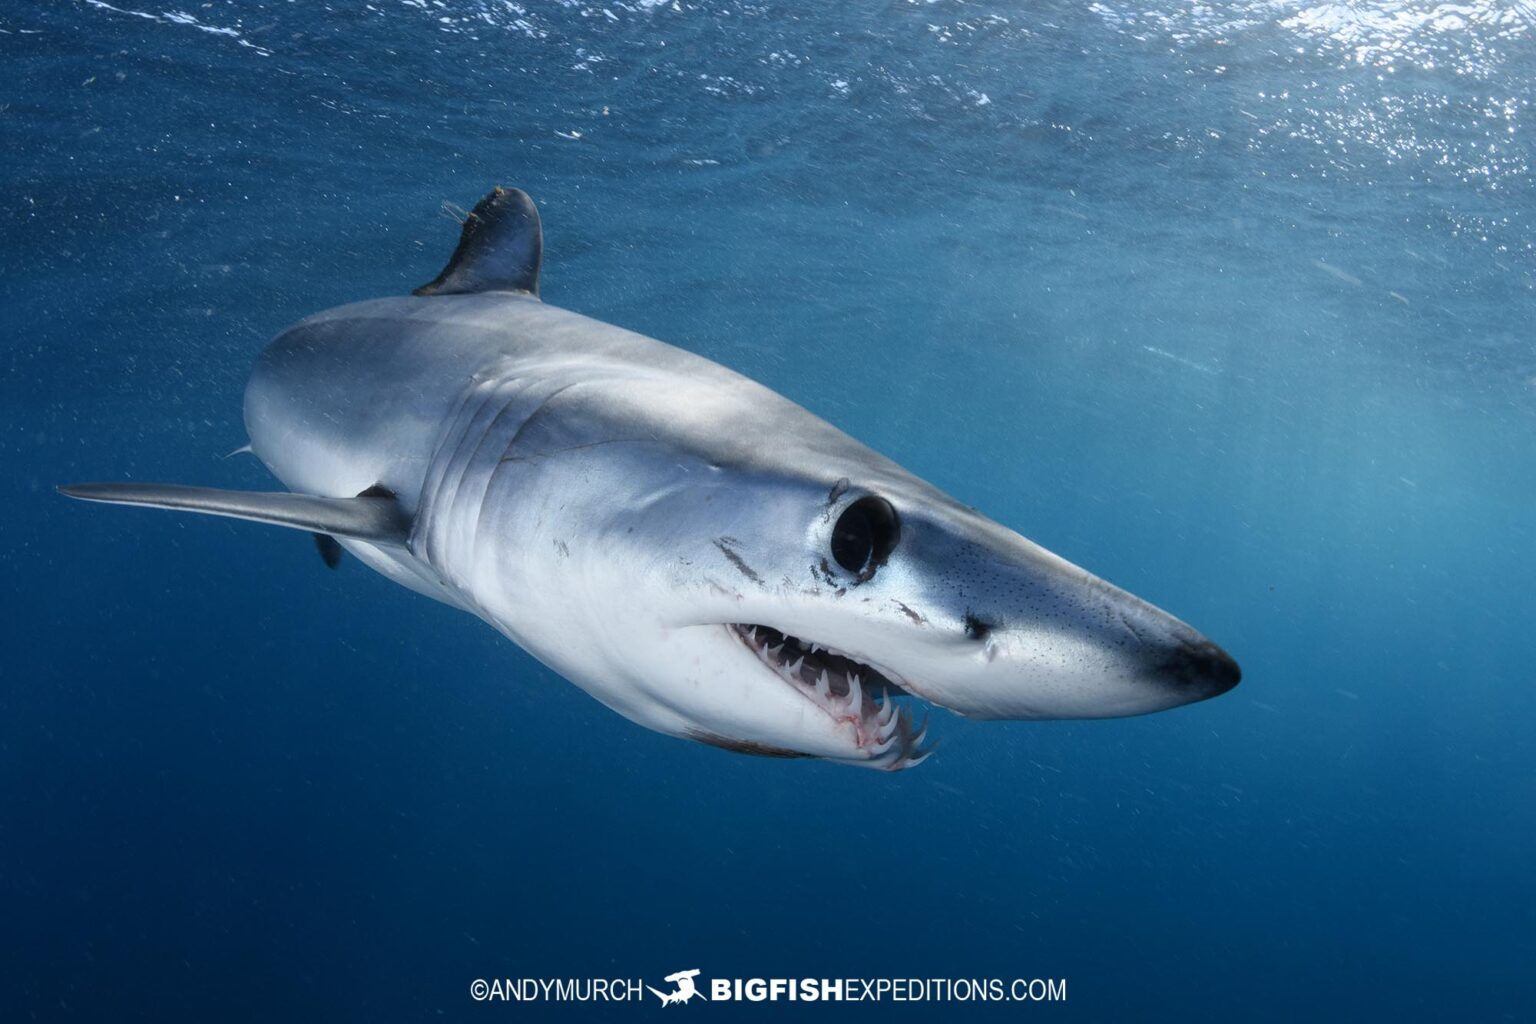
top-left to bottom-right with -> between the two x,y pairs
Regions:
490,378 -> 1241,772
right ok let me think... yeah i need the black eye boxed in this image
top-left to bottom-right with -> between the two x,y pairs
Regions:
830,495 -> 900,579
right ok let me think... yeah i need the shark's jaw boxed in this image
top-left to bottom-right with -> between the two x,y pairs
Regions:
725,623 -> 932,770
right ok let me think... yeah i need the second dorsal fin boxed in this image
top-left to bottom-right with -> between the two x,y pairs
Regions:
413,186 -> 542,298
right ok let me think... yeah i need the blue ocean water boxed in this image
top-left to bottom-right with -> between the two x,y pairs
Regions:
3,1 -> 1533,1019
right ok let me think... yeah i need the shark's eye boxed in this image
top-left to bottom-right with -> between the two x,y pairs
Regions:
831,496 -> 900,579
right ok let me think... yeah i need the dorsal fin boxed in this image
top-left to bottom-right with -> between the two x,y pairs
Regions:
414,186 -> 542,298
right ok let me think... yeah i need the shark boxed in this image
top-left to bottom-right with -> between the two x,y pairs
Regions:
61,186 -> 1240,771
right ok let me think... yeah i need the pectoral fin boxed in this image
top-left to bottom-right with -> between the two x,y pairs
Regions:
58,482 -> 411,546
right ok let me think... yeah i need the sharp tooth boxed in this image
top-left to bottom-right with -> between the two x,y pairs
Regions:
787,656 -> 804,677
879,709 -> 900,740
746,626 -> 757,643
766,643 -> 782,660
878,697 -> 898,728
870,734 -> 898,757
902,749 -> 933,769
847,673 -> 863,709
816,670 -> 831,698
911,714 -> 929,749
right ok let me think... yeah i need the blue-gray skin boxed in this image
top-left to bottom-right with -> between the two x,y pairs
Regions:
62,187 -> 1238,770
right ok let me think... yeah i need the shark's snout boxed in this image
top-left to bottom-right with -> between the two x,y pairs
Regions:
1148,633 -> 1241,700
906,596 -> 1241,722
866,515 -> 1243,723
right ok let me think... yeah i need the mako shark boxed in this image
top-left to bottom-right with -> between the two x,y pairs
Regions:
62,187 -> 1239,770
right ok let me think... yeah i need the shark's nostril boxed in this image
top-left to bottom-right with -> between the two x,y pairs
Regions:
962,612 -> 993,641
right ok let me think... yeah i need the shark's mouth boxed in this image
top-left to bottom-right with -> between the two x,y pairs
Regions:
728,623 -> 932,770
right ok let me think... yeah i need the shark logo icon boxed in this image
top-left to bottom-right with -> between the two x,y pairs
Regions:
648,969 -> 706,1006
